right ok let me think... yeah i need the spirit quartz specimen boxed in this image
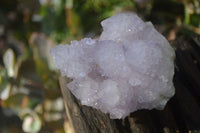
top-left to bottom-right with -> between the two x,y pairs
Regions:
50,12 -> 175,119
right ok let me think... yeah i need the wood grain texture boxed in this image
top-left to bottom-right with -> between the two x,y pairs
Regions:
59,33 -> 200,133
59,77 -> 126,133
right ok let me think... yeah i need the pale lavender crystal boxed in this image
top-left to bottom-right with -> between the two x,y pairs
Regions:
50,12 -> 175,119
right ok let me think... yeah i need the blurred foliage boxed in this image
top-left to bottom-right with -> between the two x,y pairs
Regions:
0,0 -> 200,132
40,0 -> 135,43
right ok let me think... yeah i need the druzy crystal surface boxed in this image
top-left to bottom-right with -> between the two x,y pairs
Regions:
50,13 -> 175,119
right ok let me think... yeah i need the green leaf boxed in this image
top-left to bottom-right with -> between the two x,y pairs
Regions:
3,48 -> 15,77
22,113 -> 42,133
2,93 -> 25,112
0,66 -> 9,93
0,85 -> 11,100
3,93 -> 42,111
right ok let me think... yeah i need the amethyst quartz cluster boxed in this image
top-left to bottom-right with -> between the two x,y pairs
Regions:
50,13 -> 175,119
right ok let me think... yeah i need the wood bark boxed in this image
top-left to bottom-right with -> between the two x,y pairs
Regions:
59,33 -> 200,133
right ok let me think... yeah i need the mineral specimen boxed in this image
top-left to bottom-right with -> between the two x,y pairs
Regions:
50,12 -> 175,119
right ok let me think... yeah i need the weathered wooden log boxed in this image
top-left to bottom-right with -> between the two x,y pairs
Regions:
59,32 -> 200,133
59,77 -> 127,133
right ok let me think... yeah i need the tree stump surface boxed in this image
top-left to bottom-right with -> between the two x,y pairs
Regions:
59,77 -> 125,133
59,33 -> 200,133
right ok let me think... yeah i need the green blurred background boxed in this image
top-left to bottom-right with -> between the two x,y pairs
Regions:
0,0 -> 199,132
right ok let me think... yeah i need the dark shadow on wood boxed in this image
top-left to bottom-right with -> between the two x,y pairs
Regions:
60,33 -> 200,133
